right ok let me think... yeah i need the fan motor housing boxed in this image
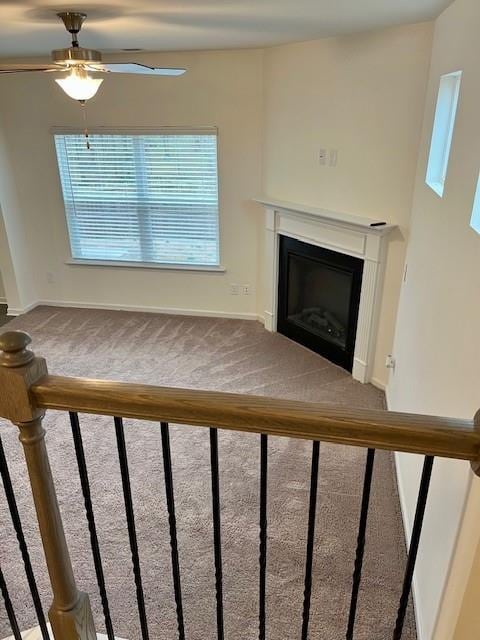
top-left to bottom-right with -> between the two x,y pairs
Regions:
52,47 -> 102,64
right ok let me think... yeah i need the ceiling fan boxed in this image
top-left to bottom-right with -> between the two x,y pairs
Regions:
0,11 -> 186,102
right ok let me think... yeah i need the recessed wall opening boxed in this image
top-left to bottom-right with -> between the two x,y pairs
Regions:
425,70 -> 462,197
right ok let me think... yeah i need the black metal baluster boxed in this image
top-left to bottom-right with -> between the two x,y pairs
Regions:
69,412 -> 115,640
346,448 -> 376,640
0,435 -> 49,640
114,416 -> 149,640
259,434 -> 268,640
209,428 -> 224,640
0,567 -> 22,640
393,456 -> 434,640
160,422 -> 185,640
301,440 -> 320,640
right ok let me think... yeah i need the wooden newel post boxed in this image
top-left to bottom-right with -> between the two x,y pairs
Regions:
0,330 -> 97,640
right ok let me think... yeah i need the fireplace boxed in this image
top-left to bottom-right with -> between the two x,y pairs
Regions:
277,235 -> 364,371
256,197 -> 395,383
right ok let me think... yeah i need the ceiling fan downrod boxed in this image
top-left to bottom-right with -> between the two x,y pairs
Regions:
52,12 -> 102,64
57,11 -> 87,48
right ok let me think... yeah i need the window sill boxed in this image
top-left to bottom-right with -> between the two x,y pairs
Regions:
426,179 -> 444,197
66,259 -> 226,273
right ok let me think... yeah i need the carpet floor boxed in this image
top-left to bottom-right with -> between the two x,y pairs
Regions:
0,306 -> 416,640
0,305 -> 11,328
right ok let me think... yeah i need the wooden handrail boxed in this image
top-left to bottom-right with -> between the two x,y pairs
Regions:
1,330 -> 480,640
31,374 -> 480,464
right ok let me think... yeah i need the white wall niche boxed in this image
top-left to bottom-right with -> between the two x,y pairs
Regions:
425,70 -> 462,198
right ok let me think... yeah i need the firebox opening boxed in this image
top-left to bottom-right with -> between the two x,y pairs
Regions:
277,235 -> 364,371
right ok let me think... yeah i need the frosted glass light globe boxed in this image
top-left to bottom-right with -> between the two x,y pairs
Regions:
56,67 -> 103,101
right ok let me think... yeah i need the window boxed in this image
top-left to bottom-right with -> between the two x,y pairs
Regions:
54,131 -> 220,267
426,71 -> 462,197
470,173 -> 480,235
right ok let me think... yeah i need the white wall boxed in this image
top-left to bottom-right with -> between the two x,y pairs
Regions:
0,25 -> 433,380
0,48 -> 264,318
387,0 -> 480,638
449,504 -> 480,639
434,477 -> 480,639
260,22 -> 433,386
0,117 -> 35,312
1,11 -> 477,639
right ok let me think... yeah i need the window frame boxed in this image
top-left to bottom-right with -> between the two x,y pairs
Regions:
425,70 -> 462,198
53,127 -> 224,272
470,172 -> 480,235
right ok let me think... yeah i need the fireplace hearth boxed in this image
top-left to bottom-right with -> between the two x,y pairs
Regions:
277,235 -> 363,371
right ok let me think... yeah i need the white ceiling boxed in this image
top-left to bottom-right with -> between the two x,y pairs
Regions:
0,0 -> 451,57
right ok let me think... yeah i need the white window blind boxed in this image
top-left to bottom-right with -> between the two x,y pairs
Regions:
54,131 -> 220,266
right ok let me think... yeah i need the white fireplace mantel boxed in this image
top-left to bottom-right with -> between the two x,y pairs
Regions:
255,197 -> 396,384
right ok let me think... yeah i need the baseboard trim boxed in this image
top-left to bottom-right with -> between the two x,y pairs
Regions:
263,310 -> 273,331
394,452 -> 413,542
412,554 -> 425,640
370,376 -> 386,391
13,299 -> 261,322
384,381 -> 392,410
391,378 -> 424,639
394,451 -> 425,640
7,300 -> 39,316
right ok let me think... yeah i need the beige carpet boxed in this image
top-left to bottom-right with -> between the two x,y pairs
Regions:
0,305 -> 10,328
0,306 -> 416,640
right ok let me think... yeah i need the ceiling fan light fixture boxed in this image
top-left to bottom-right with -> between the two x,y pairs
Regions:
55,66 -> 103,101
0,11 -> 187,83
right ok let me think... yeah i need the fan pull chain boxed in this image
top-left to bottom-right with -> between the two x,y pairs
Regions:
80,100 -> 91,150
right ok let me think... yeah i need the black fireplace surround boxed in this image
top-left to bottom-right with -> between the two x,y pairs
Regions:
277,235 -> 363,371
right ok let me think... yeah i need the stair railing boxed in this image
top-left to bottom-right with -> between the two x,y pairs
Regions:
0,329 -> 479,640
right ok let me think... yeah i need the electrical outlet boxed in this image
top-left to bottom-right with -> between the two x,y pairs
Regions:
242,284 -> 251,295
46,272 -> 55,284
385,355 -> 396,370
230,283 -> 240,295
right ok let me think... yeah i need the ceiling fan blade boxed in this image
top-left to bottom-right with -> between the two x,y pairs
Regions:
0,64 -> 61,74
90,63 -> 186,76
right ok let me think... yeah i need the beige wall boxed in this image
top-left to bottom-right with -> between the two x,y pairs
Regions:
452,533 -> 480,639
261,22 -> 433,385
0,48 -> 264,318
387,0 -> 480,638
